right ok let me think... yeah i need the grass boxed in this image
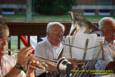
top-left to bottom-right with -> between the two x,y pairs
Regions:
3,14 -> 71,22
3,14 -> 115,23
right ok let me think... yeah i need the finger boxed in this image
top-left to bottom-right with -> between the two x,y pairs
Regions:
20,47 -> 32,54
28,64 -> 37,71
23,47 -> 33,57
28,56 -> 47,71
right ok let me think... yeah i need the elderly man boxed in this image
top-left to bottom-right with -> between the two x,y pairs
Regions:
0,17 -> 44,77
98,17 -> 115,58
98,17 -> 115,43
95,17 -> 115,77
35,22 -> 65,77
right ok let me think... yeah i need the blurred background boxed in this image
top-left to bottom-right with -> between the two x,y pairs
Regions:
0,0 -> 114,50
0,0 -> 114,22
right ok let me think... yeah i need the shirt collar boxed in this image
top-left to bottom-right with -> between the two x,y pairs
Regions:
45,37 -> 63,48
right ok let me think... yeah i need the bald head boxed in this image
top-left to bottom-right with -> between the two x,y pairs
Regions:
98,17 -> 115,43
98,17 -> 115,30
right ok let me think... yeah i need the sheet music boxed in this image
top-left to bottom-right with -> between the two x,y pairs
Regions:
63,33 -> 104,60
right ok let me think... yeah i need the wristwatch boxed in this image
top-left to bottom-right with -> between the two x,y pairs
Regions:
15,63 -> 25,71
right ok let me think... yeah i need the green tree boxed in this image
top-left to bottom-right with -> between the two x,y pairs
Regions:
33,0 -> 75,15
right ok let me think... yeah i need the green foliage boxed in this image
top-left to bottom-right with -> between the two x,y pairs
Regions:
33,0 -> 75,15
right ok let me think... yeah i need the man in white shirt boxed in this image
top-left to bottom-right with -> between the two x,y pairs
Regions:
35,22 -> 65,77
0,17 -> 43,77
96,17 -> 115,77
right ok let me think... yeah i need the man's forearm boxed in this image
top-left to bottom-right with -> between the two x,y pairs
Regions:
5,65 -> 22,77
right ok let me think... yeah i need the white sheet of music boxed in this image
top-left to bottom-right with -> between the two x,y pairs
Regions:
63,33 -> 104,60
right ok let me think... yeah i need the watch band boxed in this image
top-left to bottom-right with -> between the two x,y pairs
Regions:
15,63 -> 25,71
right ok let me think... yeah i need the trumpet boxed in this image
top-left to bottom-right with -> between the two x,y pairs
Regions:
2,49 -> 19,55
2,49 -> 46,70
3,49 -> 84,76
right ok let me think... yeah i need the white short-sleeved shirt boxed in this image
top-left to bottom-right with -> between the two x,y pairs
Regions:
35,37 -> 63,75
0,54 -> 26,77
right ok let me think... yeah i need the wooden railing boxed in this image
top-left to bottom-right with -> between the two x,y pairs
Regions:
7,22 -> 100,49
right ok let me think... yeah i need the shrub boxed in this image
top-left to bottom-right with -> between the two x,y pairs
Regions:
33,0 -> 75,15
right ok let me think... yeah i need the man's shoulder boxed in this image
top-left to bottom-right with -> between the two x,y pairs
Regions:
37,40 -> 48,46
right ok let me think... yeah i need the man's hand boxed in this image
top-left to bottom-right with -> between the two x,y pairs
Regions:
17,47 -> 33,66
68,58 -> 84,68
28,55 -> 46,71
44,61 -> 57,72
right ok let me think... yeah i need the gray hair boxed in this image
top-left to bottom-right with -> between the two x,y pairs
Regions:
98,17 -> 115,30
0,16 -> 8,37
47,22 -> 65,32
0,24 -> 9,37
